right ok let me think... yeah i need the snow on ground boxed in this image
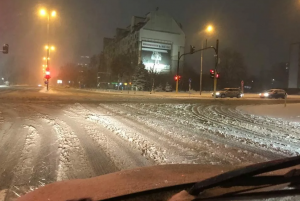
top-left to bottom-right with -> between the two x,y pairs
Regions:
39,87 -> 58,94
1,99 -> 300,200
238,103 -> 300,122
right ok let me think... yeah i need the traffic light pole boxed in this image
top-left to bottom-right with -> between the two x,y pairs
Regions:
176,52 -> 180,93
213,39 -> 219,99
175,40 -> 219,94
46,14 -> 50,91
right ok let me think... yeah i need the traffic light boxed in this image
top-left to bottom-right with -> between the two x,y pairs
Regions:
45,74 -> 51,80
2,44 -> 8,54
174,75 -> 181,81
45,70 -> 51,80
210,70 -> 220,79
210,69 -> 215,78
190,45 -> 195,54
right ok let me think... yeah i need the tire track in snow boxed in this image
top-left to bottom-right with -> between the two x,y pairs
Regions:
102,103 -> 238,165
63,106 -> 154,170
38,114 -> 95,181
57,113 -> 120,175
71,104 -> 169,164
121,103 -> 267,165
4,125 -> 40,201
216,105 -> 300,139
190,105 -> 288,159
232,106 -> 300,135
0,107 -> 28,193
198,105 -> 299,156
27,119 -> 58,190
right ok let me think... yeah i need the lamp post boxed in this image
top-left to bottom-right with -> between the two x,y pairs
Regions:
40,9 -> 56,91
200,25 -> 214,95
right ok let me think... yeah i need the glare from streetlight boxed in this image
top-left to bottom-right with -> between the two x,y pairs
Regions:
45,45 -> 49,49
40,9 -> 46,16
206,25 -> 213,33
43,57 -> 46,60
51,46 -> 55,51
51,11 -> 56,17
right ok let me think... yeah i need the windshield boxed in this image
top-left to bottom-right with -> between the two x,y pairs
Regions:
1,1 -> 300,201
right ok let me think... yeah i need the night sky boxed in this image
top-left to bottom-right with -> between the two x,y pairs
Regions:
0,0 -> 300,84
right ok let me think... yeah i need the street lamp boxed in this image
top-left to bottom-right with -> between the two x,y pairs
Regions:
40,9 -> 46,16
39,8 -> 57,91
200,25 -> 214,95
51,11 -> 56,17
206,25 -> 213,32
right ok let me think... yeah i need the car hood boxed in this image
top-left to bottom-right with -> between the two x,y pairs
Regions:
16,163 -> 298,201
17,164 -> 235,201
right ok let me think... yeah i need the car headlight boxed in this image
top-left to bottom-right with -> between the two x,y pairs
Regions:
216,92 -> 220,95
264,93 -> 269,97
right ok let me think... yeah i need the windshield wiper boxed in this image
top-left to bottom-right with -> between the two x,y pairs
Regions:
189,155 -> 300,200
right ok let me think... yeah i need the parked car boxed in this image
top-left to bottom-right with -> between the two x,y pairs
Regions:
212,88 -> 243,98
259,89 -> 287,99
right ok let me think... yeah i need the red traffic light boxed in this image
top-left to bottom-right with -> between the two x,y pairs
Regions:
175,75 -> 181,81
210,69 -> 214,74
216,73 -> 219,79
45,74 -> 51,79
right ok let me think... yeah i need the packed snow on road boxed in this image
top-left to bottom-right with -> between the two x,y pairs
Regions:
1,100 -> 300,200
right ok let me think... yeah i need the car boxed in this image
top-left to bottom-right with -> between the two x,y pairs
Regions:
259,89 -> 287,99
212,88 -> 243,98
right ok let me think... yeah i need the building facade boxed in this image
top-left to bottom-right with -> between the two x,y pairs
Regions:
102,10 -> 185,75
288,43 -> 300,88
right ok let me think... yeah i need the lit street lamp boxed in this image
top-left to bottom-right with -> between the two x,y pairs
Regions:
207,25 -> 213,32
39,8 -> 57,91
200,25 -> 214,95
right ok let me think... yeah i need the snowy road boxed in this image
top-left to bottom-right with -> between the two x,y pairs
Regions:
1,86 -> 300,200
